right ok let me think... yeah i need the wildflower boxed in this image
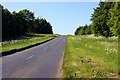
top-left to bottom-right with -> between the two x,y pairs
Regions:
85,44 -> 87,47
89,45 -> 92,48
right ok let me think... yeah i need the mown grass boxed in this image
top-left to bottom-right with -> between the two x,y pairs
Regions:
0,34 -> 58,53
62,35 -> 119,78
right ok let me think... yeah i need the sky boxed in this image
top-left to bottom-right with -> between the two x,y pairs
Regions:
2,2 -> 99,35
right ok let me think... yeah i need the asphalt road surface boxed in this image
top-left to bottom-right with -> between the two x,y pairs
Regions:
2,35 -> 66,78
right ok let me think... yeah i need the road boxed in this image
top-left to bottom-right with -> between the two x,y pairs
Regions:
2,35 -> 66,78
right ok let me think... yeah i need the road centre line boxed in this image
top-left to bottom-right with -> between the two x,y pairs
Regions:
27,55 -> 35,59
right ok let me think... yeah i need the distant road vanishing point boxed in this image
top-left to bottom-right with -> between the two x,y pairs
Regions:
2,35 -> 66,78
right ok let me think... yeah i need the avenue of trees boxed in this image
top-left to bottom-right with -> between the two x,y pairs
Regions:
75,1 -> 120,37
2,5 -> 53,40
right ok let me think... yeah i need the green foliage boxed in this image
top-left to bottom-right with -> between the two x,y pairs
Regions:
2,6 -> 53,41
107,2 -> 120,36
75,1 -> 119,37
75,24 -> 91,35
90,1 -> 120,37
33,18 -> 53,34
91,2 -> 115,37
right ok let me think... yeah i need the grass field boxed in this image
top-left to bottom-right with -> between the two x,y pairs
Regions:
62,35 -> 119,78
0,34 -> 58,53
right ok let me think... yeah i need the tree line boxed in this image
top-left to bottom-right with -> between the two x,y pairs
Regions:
2,5 -> 53,41
75,24 -> 92,35
75,1 -> 120,37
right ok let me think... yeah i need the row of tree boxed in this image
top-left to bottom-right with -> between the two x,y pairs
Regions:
75,24 -> 91,35
2,5 -> 53,40
75,1 -> 120,37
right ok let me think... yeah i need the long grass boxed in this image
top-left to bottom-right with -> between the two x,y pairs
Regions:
62,35 -> 119,78
0,34 -> 58,53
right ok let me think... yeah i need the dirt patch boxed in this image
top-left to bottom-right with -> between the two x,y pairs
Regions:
72,61 -> 77,66
106,73 -> 120,78
79,57 -> 97,65
73,70 -> 81,77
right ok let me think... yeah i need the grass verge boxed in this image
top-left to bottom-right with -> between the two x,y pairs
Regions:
0,34 -> 58,56
62,35 -> 119,78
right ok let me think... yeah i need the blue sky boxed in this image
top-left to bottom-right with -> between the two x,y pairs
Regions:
2,2 -> 99,35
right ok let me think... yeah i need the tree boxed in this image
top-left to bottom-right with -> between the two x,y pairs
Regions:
91,2 -> 115,37
2,6 -> 53,41
75,1 -> 119,37
18,9 -> 35,33
75,26 -> 83,35
33,18 -> 53,34
107,2 -> 120,36
2,8 -> 12,40
85,25 -> 92,35
12,11 -> 27,36
75,24 -> 92,35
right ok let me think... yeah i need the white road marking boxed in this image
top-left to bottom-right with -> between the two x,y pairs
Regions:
27,55 -> 35,59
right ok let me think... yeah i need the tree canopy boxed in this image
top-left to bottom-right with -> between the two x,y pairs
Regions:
75,1 -> 120,37
2,6 -> 53,41
75,24 -> 91,35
